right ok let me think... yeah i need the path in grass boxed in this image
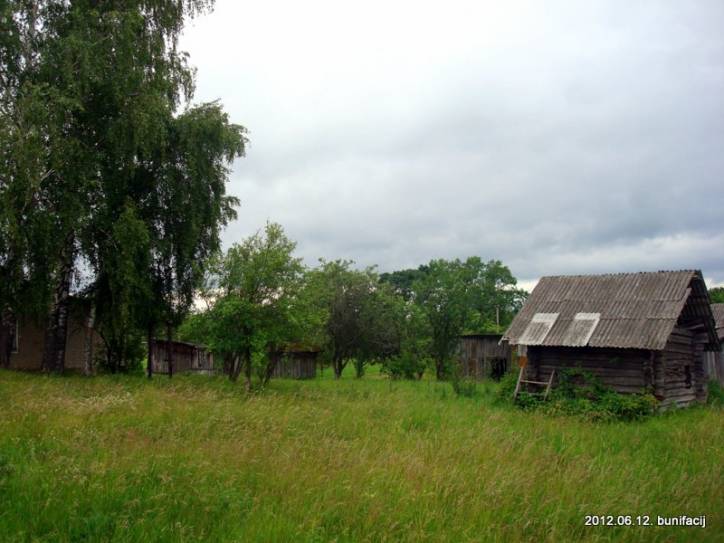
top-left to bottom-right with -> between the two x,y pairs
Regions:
0,370 -> 722,542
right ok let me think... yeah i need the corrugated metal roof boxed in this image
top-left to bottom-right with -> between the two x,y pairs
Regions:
503,270 -> 719,350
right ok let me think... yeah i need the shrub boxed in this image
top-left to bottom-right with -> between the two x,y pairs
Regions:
707,380 -> 724,407
500,366 -> 659,422
450,361 -> 477,397
452,377 -> 477,398
382,352 -> 428,380
496,371 -> 519,404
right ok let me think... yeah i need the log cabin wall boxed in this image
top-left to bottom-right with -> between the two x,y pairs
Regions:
655,326 -> 708,407
525,346 -> 648,394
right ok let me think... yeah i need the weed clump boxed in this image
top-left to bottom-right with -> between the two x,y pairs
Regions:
707,379 -> 724,407
498,367 -> 658,421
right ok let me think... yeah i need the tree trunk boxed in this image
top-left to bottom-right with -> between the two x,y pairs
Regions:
262,351 -> 281,386
223,353 -> 233,377
333,357 -> 343,379
42,237 -> 75,373
243,348 -> 252,391
435,358 -> 445,380
0,310 -> 14,369
166,324 -> 173,378
82,303 -> 96,376
229,354 -> 241,382
147,323 -> 155,379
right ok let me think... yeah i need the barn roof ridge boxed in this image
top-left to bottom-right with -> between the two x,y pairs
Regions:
541,269 -> 699,279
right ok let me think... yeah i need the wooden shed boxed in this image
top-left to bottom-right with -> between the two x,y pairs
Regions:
5,300 -> 102,372
270,347 -> 319,379
502,270 -> 720,408
456,334 -> 512,380
704,304 -> 724,385
150,339 -> 214,374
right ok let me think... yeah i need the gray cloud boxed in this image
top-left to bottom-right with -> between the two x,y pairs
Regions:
181,0 -> 724,286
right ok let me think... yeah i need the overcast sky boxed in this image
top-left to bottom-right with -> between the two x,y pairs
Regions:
180,0 -> 724,290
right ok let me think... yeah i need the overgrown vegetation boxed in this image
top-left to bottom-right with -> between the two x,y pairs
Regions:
0,370 -> 721,542
708,379 -> 724,407
499,368 -> 659,422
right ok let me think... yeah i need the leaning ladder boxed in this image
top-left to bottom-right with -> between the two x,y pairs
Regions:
513,367 -> 555,400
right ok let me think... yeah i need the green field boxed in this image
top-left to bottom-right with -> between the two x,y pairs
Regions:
0,369 -> 722,542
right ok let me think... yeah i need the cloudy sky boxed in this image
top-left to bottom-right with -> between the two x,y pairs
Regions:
180,0 -> 724,290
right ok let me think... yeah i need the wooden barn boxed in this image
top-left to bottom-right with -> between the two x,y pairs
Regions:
150,339 -> 214,374
270,346 -> 319,379
704,304 -> 724,385
502,270 -> 720,408
456,333 -> 512,380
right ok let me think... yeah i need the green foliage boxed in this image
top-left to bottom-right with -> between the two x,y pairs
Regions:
1,0 -> 245,371
496,371 -> 519,403
303,261 -> 401,378
188,223 -> 305,387
412,259 -> 470,380
707,380 -> 724,407
461,257 -> 528,334
553,367 -> 611,401
496,367 -> 659,421
379,266 -> 429,300
708,287 -> 724,303
382,352 -> 431,380
451,376 -> 477,398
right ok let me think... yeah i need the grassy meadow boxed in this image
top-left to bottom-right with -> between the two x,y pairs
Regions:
0,368 -> 722,542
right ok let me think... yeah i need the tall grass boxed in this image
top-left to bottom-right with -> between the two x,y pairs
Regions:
0,369 -> 721,542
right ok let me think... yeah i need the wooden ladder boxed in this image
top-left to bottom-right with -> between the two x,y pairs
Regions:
513,367 -> 555,400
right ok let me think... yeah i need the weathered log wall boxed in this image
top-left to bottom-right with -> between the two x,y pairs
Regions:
523,325 -> 709,407
525,346 -> 648,394
654,327 -> 708,407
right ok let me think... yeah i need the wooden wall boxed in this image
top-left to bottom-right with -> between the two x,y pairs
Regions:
703,347 -> 723,385
10,313 -> 102,371
654,327 -> 708,407
151,341 -> 213,374
525,346 -> 648,394
524,325 -> 709,407
271,352 -> 317,379
456,335 -> 511,380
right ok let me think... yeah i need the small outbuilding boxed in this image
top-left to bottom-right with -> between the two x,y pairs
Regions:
456,333 -> 512,380
150,339 -> 214,374
270,346 -> 319,379
6,299 -> 102,371
704,304 -> 724,385
502,270 -> 720,408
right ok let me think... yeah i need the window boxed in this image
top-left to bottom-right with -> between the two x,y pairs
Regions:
562,313 -> 601,347
518,313 -> 559,345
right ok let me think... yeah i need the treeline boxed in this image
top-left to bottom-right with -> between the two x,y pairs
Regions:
178,223 -> 527,388
0,1 -> 245,371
